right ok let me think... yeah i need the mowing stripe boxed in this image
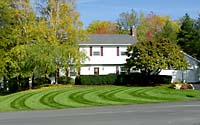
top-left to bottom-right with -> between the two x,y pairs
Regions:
24,89 -> 61,110
83,87 -> 121,105
98,87 -> 131,104
10,92 -> 36,110
68,88 -> 103,106
39,89 -> 71,109
54,88 -> 89,107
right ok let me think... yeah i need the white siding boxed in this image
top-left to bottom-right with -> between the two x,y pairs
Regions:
80,45 -> 128,65
80,66 -> 117,75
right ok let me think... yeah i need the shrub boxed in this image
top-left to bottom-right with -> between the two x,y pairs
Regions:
76,74 -> 117,85
57,76 -> 75,85
33,77 -> 51,87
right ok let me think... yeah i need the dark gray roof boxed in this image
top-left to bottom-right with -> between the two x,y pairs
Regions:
79,34 -> 137,45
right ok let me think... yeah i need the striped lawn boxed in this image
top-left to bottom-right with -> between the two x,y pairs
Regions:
0,85 -> 200,112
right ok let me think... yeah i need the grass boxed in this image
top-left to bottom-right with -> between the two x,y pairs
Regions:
0,85 -> 200,112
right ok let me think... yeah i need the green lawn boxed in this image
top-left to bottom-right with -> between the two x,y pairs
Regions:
0,85 -> 200,112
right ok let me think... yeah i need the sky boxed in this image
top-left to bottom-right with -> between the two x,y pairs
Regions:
76,0 -> 200,27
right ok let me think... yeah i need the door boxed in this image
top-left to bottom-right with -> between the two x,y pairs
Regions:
94,67 -> 99,75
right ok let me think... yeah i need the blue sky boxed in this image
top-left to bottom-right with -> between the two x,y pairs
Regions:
76,0 -> 200,27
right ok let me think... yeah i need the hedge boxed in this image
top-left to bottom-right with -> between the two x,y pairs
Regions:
75,74 -> 117,85
57,76 -> 75,85
33,77 -> 51,87
75,74 -> 172,86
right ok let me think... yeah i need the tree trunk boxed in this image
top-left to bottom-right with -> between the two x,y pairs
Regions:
66,67 -> 69,78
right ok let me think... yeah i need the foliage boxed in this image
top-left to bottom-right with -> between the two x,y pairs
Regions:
0,0 -> 88,89
137,13 -> 179,42
177,13 -> 200,60
33,77 -> 51,87
57,76 -> 74,84
87,20 -> 118,34
76,74 -> 172,86
76,74 -> 117,85
126,38 -> 188,83
117,9 -> 141,34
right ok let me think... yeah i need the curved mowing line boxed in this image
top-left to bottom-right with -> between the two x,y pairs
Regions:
39,89 -> 72,109
112,88 -> 151,103
10,92 -> 36,110
24,89 -> 63,110
143,88 -> 187,101
98,87 -> 133,104
81,87 -> 120,105
129,87 -> 172,102
127,88 -> 162,102
53,89 -> 89,107
68,88 -> 106,106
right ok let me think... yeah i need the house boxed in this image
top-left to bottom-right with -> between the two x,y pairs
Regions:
159,52 -> 200,83
78,34 -> 200,83
79,34 -> 137,75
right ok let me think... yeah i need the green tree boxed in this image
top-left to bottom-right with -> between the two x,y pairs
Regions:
177,13 -> 196,58
126,38 -> 188,84
35,0 -> 88,80
87,20 -> 118,34
0,0 -> 87,90
193,15 -> 200,59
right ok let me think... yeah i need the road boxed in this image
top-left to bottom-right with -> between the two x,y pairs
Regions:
1,101 -> 200,125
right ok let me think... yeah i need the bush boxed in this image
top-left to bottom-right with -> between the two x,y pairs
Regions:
76,74 -> 117,85
57,76 -> 75,85
75,74 -> 172,86
3,77 -> 29,93
33,77 -> 51,87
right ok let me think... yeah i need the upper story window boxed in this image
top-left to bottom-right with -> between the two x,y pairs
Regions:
93,51 -> 100,56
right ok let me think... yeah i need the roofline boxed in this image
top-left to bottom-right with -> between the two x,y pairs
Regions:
182,52 -> 200,63
79,44 -> 132,46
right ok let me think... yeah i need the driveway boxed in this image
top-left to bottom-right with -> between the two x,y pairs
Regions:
1,101 -> 200,125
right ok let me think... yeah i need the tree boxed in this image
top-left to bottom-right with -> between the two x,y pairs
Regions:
33,0 -> 88,80
193,15 -> 200,59
126,38 -> 188,84
136,13 -> 179,42
87,20 -> 118,34
177,13 -> 200,60
117,9 -> 141,34
0,0 -> 87,90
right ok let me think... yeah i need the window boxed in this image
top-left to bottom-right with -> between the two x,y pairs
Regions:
90,46 -> 92,56
117,46 -> 119,56
101,46 -> 103,56
70,67 -> 76,76
94,67 -> 99,75
121,52 -> 126,56
93,51 -> 100,56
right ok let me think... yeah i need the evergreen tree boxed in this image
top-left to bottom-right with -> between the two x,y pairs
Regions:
177,13 -> 195,57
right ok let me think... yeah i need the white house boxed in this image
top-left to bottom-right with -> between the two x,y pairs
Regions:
78,34 -> 200,83
79,34 -> 137,75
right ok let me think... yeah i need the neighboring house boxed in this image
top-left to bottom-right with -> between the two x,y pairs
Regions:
79,34 -> 137,75
159,52 -> 200,83
78,34 -> 200,83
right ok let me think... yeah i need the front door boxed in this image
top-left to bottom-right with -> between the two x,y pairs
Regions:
94,67 -> 99,75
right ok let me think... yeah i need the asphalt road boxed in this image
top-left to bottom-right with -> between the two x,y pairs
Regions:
1,101 -> 200,125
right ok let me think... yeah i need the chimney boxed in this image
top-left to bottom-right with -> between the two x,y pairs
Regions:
130,26 -> 136,37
